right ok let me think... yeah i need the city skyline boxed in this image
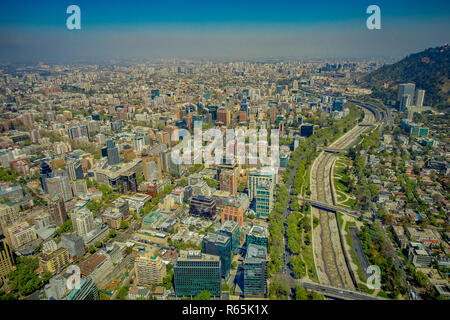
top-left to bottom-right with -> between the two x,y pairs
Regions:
0,0 -> 449,62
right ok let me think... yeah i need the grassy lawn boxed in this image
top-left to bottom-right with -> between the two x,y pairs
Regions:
342,198 -> 356,207
302,166 -> 311,196
377,291 -> 390,299
334,179 -> 348,193
334,164 -> 345,176
336,190 -> 347,202
301,245 -> 318,283
358,282 -> 375,294
344,221 -> 366,282
337,212 -> 344,227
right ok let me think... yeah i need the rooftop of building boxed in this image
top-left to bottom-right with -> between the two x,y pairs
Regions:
191,195 -> 215,202
203,232 -> 230,245
249,166 -> 277,177
245,244 -> 267,261
91,158 -> 141,179
248,224 -> 269,238
142,211 -> 171,225
113,197 -> 129,206
177,250 -> 220,262
61,232 -> 83,241
213,190 -> 231,198
120,193 -> 151,204
40,247 -> 68,261
78,252 -> 107,275
102,207 -> 123,219
71,207 -> 92,217
406,227 -> 438,239
136,254 -> 163,263
219,220 -> 239,233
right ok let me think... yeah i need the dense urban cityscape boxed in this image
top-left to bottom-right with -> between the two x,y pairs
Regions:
0,49 -> 448,302
0,1 -> 449,307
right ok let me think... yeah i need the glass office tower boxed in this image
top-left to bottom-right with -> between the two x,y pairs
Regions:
202,232 -> 231,278
174,250 -> 221,298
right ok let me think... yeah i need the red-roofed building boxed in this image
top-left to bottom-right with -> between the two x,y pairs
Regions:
78,252 -> 107,277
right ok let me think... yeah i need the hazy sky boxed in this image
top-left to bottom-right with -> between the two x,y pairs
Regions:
0,0 -> 449,63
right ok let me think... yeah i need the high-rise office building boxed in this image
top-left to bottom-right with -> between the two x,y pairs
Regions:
218,220 -> 240,254
39,161 -> 53,194
106,140 -> 115,149
39,247 -> 70,274
120,172 -> 138,193
101,147 -> 108,158
332,97 -> 345,112
46,175 -> 72,202
67,125 -> 90,140
160,149 -> 171,173
34,214 -> 52,230
243,244 -> 268,298
71,208 -> 95,237
415,89 -> 425,108
189,195 -> 216,218
246,224 -> 269,249
276,85 -> 283,95
202,232 -> 231,278
60,232 -> 85,258
248,169 -> 275,217
44,274 -> 69,299
30,128 -> 40,143
0,241 -> 14,280
400,94 -> 411,111
112,198 -> 129,218
135,254 -> 166,286
71,180 -> 88,196
66,159 -> 83,181
4,221 -> 37,251
103,139 -> 120,166
278,121 -> 285,136
397,83 -> 416,105
217,107 -> 231,126
270,105 -> 277,123
300,124 -> 314,137
133,135 -> 145,153
239,109 -> 247,122
66,276 -> 99,300
142,155 -> 162,182
22,112 -> 34,128
0,204 -> 17,231
241,104 -> 250,118
219,168 -> 238,195
221,203 -> 244,227
47,196 -> 68,227
207,105 -> 218,121
107,146 -> 120,166
174,250 -> 221,298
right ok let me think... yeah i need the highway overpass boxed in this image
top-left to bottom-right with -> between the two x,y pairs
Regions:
298,281 -> 385,300
299,197 -> 372,221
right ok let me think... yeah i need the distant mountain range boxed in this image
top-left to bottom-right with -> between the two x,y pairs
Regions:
359,45 -> 449,110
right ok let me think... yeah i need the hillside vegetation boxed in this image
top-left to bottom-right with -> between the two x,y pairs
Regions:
359,45 -> 449,110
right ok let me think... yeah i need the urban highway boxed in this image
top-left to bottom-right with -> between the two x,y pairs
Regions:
309,103 -> 378,291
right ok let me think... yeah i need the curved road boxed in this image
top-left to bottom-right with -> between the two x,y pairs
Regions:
310,105 -> 377,290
